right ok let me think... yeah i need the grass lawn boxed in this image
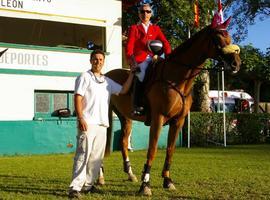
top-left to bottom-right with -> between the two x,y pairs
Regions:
0,145 -> 269,200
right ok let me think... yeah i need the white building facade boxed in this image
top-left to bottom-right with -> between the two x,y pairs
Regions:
0,0 -> 122,154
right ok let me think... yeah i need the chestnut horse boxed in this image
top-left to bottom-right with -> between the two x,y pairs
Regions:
105,18 -> 241,196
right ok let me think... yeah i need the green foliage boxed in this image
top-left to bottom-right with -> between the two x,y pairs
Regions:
235,113 -> 267,143
183,112 -> 270,146
0,145 -> 270,199
240,44 -> 270,81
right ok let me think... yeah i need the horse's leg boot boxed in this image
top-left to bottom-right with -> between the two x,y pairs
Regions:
132,77 -> 144,115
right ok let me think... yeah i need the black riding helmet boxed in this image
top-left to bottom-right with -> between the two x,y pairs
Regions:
147,40 -> 163,56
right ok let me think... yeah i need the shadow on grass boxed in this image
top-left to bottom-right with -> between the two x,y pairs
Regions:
0,174 -> 68,197
0,175 -> 203,199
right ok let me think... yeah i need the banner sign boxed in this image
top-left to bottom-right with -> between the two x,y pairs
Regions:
0,47 -> 90,72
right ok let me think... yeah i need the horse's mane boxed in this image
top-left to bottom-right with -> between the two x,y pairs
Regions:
169,26 -> 212,57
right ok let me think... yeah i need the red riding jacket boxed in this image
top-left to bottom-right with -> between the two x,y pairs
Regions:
126,23 -> 171,64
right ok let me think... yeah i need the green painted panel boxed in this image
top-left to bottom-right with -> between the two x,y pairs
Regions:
0,118 -> 182,155
0,120 -> 76,155
0,68 -> 80,77
111,119 -> 181,151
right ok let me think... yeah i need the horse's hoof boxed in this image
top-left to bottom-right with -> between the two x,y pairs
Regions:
128,174 -> 138,182
163,177 -> 176,191
138,182 -> 152,196
97,176 -> 105,186
167,183 -> 176,191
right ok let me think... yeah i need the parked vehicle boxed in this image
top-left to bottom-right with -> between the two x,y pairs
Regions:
209,90 -> 254,113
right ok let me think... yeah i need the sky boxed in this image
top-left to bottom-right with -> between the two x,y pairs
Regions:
240,18 -> 270,53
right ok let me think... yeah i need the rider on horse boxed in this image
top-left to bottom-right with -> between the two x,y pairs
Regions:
125,3 -> 171,115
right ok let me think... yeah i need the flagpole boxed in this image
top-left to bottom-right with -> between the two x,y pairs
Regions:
187,0 -> 200,148
215,0 -> 226,147
222,68 -> 227,147
187,27 -> 191,149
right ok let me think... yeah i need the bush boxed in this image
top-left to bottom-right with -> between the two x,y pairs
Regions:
182,112 -> 270,146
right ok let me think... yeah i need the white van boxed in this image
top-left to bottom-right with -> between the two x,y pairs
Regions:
209,90 -> 254,113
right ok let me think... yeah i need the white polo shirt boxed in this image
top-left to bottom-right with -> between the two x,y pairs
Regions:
75,70 -> 122,127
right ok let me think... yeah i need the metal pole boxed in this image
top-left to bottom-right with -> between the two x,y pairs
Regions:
221,69 -> 226,147
187,27 -> 191,148
217,65 -> 220,112
188,111 -> 190,148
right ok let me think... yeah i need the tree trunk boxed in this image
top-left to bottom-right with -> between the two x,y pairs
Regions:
253,80 -> 262,113
192,71 -> 211,112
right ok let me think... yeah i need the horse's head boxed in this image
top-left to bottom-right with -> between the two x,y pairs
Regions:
209,17 -> 241,73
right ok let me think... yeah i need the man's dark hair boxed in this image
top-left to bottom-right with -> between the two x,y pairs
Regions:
90,49 -> 105,60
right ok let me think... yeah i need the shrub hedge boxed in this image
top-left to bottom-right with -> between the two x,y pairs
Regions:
182,112 -> 270,146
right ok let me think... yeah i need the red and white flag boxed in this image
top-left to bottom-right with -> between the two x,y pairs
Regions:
211,0 -> 225,28
217,0 -> 224,23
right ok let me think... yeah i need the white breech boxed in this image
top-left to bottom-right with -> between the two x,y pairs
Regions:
136,56 -> 153,82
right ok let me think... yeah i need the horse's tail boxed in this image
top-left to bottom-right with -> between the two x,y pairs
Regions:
105,103 -> 113,156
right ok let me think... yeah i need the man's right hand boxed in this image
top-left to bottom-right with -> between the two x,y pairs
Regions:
130,64 -> 141,73
128,56 -> 140,73
78,118 -> 88,132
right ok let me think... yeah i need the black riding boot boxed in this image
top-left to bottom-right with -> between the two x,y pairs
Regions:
132,77 -> 144,115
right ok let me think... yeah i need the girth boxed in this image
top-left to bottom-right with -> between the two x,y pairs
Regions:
163,80 -> 191,125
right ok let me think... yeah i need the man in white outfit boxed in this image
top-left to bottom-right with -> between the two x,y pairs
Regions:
69,49 -> 134,199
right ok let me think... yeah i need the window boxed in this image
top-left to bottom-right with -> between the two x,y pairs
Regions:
0,16 -> 105,50
34,90 -> 75,119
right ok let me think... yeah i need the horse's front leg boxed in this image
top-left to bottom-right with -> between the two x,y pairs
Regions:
120,118 -> 138,182
139,115 -> 163,196
162,117 -> 185,191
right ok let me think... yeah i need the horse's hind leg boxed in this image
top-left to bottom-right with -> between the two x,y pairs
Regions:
162,118 -> 185,190
118,114 -> 138,182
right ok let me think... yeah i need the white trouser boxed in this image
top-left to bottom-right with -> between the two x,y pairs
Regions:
69,124 -> 107,191
136,55 -> 153,82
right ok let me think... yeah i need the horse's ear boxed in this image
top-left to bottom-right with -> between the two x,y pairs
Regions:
216,16 -> 232,30
211,13 -> 219,29
211,15 -> 232,30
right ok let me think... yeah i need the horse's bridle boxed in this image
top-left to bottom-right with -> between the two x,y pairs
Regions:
210,29 -> 240,71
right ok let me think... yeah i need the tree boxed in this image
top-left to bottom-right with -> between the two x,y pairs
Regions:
238,45 -> 270,112
222,0 -> 270,42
